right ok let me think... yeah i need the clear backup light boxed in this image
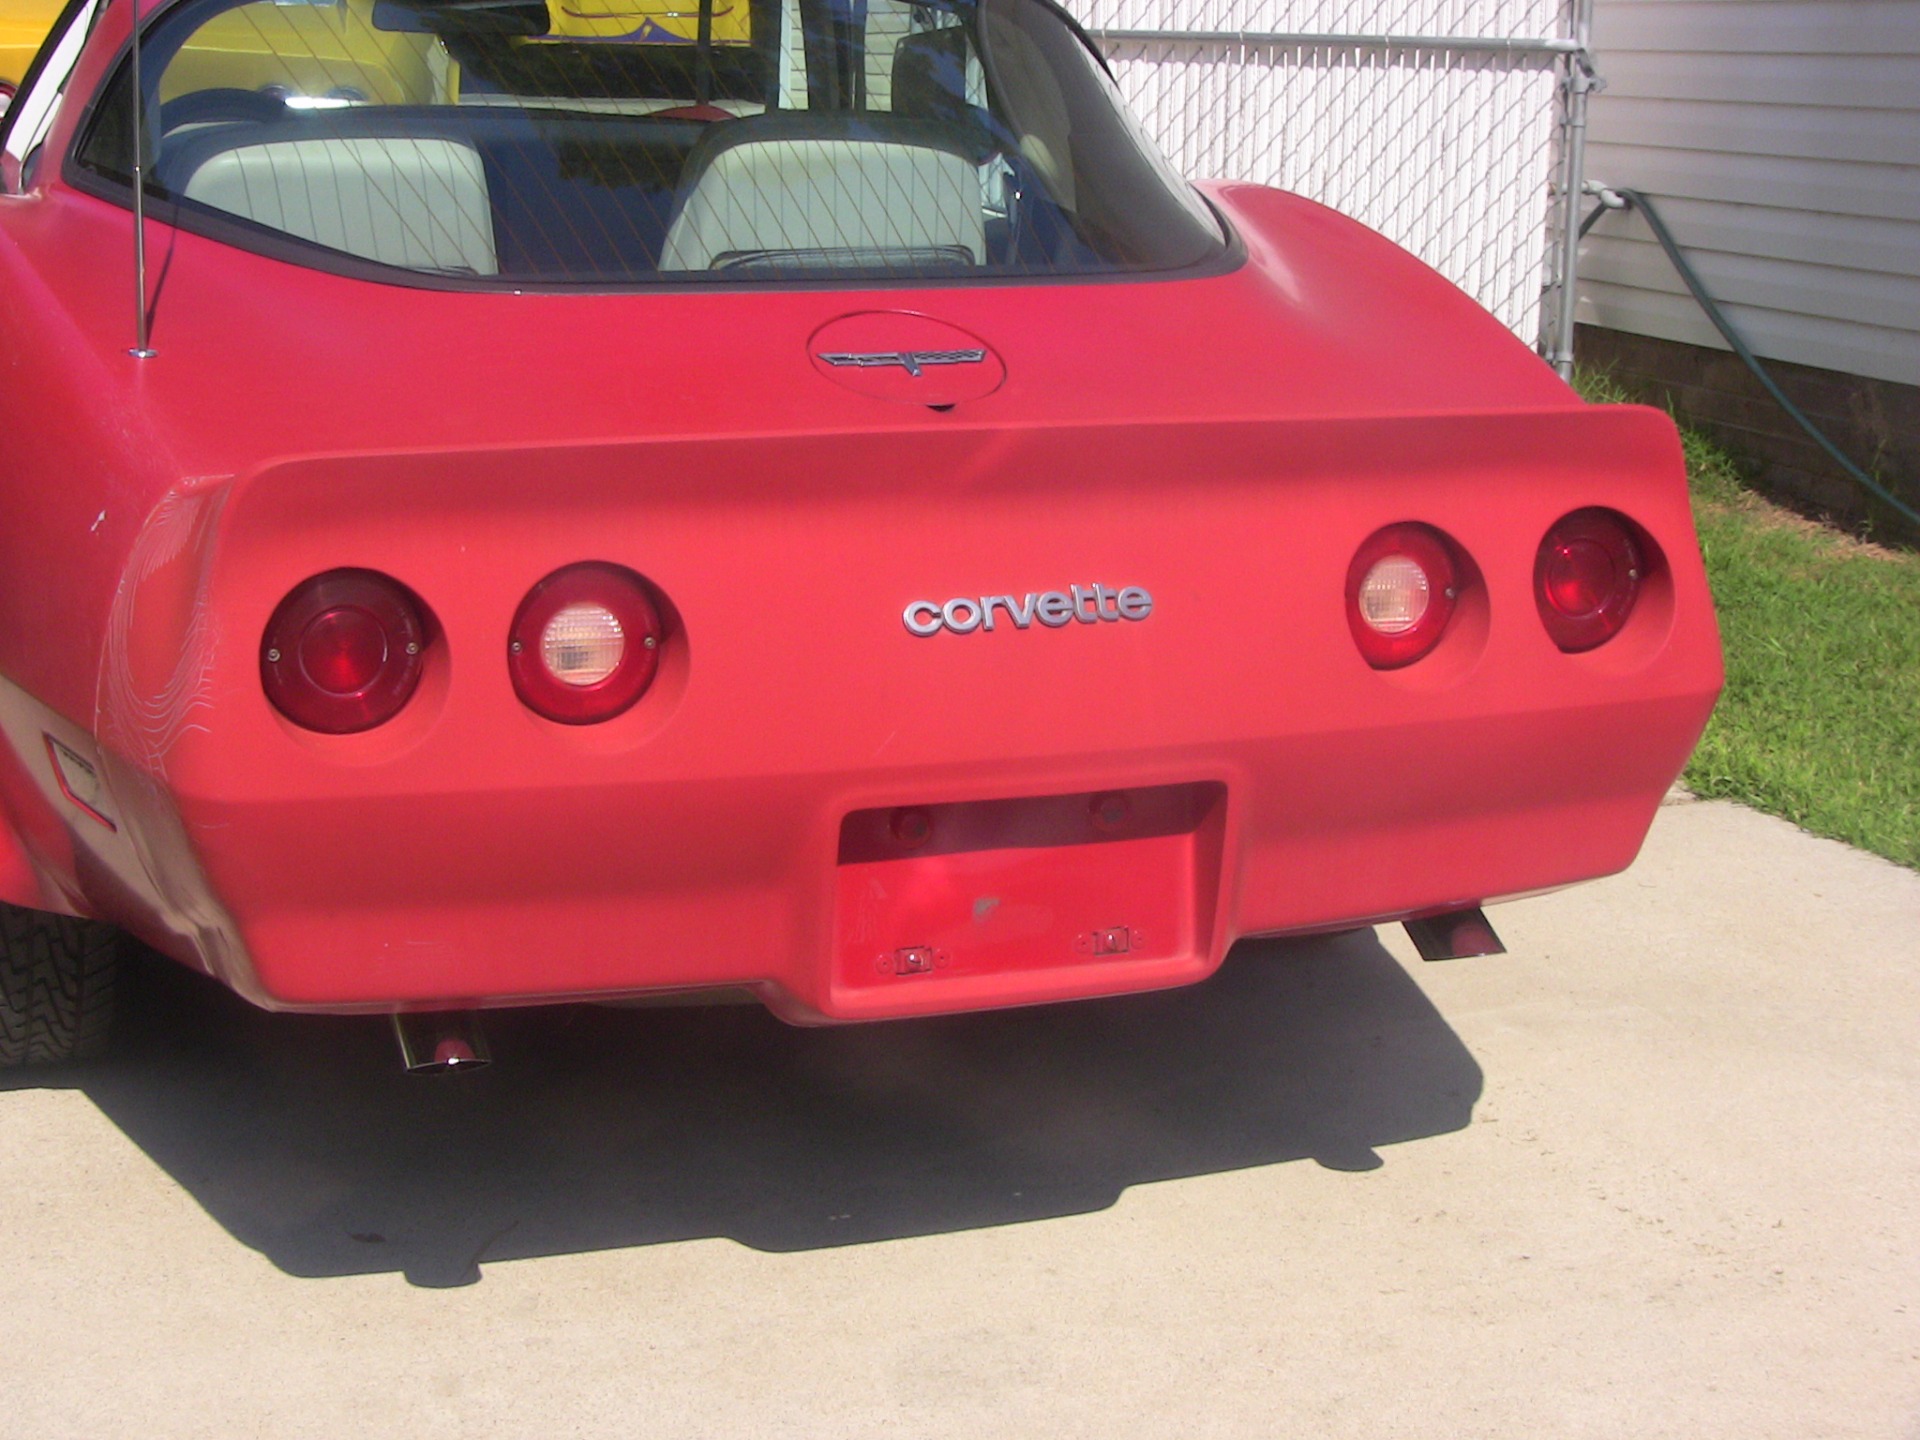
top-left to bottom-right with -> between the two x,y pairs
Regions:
1345,523 -> 1462,669
541,602 -> 627,686
510,563 -> 663,724
1535,509 -> 1644,652
1358,554 -> 1432,635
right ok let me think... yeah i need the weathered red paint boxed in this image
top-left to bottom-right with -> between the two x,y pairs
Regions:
0,2 -> 1722,1022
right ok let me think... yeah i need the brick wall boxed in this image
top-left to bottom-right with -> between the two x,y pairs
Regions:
1576,325 -> 1920,543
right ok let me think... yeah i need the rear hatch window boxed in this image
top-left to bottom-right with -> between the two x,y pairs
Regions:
75,0 -> 1230,285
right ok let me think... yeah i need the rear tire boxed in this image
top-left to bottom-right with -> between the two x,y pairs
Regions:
0,904 -> 120,1067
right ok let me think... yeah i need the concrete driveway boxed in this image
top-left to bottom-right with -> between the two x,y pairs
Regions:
1,797 -> 1915,1438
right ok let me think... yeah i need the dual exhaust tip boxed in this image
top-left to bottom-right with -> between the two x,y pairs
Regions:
392,1012 -> 491,1074
1404,906 -> 1506,962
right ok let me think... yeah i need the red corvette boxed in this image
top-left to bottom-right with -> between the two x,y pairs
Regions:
0,0 -> 1720,1069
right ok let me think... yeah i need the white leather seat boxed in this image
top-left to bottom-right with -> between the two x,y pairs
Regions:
182,136 -> 498,274
660,133 -> 983,273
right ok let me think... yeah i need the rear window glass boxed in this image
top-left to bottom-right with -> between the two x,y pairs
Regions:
76,0 -> 1228,285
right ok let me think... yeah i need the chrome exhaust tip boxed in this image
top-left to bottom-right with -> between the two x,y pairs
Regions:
391,1012 -> 491,1074
1404,907 -> 1506,962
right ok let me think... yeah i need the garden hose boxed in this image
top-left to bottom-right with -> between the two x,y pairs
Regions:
1580,188 -> 1920,532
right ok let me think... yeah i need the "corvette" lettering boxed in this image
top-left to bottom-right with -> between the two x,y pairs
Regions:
902,586 -> 1154,637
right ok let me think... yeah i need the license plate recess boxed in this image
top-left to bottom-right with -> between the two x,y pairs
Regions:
833,782 -> 1226,995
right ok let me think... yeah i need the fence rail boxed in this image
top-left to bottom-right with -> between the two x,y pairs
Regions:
1089,29 -> 1580,56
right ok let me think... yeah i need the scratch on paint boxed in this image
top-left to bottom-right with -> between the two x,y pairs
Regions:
97,487 -> 229,781
871,728 -> 898,759
90,510 -> 106,533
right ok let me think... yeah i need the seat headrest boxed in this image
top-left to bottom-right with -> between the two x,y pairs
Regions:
892,27 -> 972,129
673,110 -> 978,195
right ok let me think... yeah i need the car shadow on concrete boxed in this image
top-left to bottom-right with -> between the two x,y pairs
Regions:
9,929 -> 1481,1287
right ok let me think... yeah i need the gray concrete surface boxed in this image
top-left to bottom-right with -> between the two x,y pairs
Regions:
0,798 -> 1915,1439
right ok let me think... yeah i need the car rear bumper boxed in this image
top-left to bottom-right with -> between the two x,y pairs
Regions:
100,683 -> 1708,1019
44,405 -> 1719,1018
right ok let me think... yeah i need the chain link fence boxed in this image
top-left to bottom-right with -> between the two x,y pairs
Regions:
1083,0 -> 1587,363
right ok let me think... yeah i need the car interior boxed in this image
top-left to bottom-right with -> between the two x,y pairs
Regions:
65,0 -> 1224,283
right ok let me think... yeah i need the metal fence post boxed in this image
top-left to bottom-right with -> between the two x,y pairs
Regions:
1549,0 -> 1597,380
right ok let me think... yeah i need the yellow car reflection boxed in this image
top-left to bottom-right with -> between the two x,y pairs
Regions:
0,0 -> 59,91
0,0 -> 443,101
547,0 -> 748,44
0,0 -> 751,103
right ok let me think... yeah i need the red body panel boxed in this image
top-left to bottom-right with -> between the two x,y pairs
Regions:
0,22 -> 1722,1019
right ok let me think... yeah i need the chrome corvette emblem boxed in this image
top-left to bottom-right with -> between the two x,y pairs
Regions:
904,586 -> 1154,636
817,349 -> 987,378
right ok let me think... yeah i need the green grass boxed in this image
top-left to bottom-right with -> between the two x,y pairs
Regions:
1578,371 -> 1920,869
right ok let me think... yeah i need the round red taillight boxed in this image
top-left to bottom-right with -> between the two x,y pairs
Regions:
261,569 -> 428,734
509,562 -> 663,724
1346,523 -> 1461,669
1535,509 -> 1643,652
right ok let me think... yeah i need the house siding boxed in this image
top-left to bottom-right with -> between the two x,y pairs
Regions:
1576,0 -> 1920,387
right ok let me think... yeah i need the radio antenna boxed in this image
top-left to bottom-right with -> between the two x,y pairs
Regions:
128,0 -> 155,359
